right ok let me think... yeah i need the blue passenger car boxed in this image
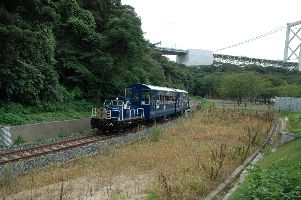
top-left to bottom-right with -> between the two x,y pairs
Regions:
91,84 -> 190,133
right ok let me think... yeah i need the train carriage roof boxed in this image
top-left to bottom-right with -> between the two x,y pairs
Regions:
174,89 -> 188,93
126,84 -> 188,93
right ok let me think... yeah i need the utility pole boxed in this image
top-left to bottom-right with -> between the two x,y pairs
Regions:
284,20 -> 301,71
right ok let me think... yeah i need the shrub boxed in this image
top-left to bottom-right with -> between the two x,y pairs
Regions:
148,127 -> 161,142
147,189 -> 163,200
14,136 -> 26,145
231,161 -> 301,199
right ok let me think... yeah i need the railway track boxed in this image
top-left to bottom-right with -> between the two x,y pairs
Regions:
0,134 -> 114,166
0,106 -> 196,168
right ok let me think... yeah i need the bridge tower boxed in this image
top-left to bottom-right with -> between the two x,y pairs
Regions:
284,20 -> 301,71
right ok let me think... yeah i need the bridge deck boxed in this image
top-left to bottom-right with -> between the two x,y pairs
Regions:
213,54 -> 298,68
156,47 -> 298,69
155,47 -> 188,55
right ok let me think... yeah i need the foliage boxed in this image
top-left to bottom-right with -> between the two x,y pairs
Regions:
0,100 -> 94,125
219,73 -> 267,105
0,0 -> 301,109
232,163 -> 301,199
14,135 -> 26,145
147,189 -> 163,200
201,99 -> 214,109
230,138 -> 301,200
0,108 -> 272,199
275,84 -> 301,97
148,127 -> 161,142
280,112 -> 301,136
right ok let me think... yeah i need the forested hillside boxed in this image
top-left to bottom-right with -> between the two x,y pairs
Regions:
1,0 -> 301,107
0,0 -> 159,104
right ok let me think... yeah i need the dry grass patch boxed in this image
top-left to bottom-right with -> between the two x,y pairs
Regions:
0,108 -> 273,199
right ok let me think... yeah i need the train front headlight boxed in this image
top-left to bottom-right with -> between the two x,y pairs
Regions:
96,108 -> 107,119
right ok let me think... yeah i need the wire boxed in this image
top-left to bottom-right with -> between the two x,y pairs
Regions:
213,25 -> 287,52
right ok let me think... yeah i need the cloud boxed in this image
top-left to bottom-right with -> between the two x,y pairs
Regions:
122,0 -> 301,60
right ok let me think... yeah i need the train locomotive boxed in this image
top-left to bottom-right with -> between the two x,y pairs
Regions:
91,84 -> 190,133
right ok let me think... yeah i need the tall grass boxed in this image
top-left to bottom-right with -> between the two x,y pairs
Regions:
0,108 -> 273,199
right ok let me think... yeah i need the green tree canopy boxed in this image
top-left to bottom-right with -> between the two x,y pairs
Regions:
219,73 -> 267,105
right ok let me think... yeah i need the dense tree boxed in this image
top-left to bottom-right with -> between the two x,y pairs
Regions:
275,84 -> 301,97
219,73 -> 267,106
0,0 -> 301,106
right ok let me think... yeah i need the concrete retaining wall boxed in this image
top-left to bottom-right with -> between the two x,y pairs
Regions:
0,118 -> 91,145
274,96 -> 301,112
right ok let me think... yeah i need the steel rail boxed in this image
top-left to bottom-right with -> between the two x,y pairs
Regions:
0,135 -> 95,157
0,135 -> 113,166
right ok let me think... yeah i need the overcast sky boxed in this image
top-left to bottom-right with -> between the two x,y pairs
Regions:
121,0 -> 301,61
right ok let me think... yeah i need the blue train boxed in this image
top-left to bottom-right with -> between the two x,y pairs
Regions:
91,84 -> 190,133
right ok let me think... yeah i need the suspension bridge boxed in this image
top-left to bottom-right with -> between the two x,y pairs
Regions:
156,20 -> 301,71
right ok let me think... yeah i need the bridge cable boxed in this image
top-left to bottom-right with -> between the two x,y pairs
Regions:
213,25 -> 286,52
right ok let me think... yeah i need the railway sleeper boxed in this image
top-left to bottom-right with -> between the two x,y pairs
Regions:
1,157 -> 9,161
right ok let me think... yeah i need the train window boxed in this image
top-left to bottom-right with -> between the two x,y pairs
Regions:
160,95 -> 164,104
142,90 -> 150,105
103,99 -> 111,107
124,101 -> 131,109
134,93 -> 140,101
165,96 -> 170,103
111,100 -> 123,106
125,88 -> 132,98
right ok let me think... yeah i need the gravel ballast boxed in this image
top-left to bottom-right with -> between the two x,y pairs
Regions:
0,118 -> 181,176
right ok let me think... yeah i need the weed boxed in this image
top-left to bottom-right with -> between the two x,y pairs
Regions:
112,192 -> 127,200
231,163 -> 301,199
147,189 -> 163,200
14,135 -> 26,145
230,139 -> 301,199
284,112 -> 301,136
228,145 -> 249,164
56,132 -> 67,139
0,167 -> 17,193
158,171 -> 172,200
0,108 -> 271,199
201,144 -> 227,181
78,129 -> 85,135
148,127 -> 161,142
59,181 -> 64,200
